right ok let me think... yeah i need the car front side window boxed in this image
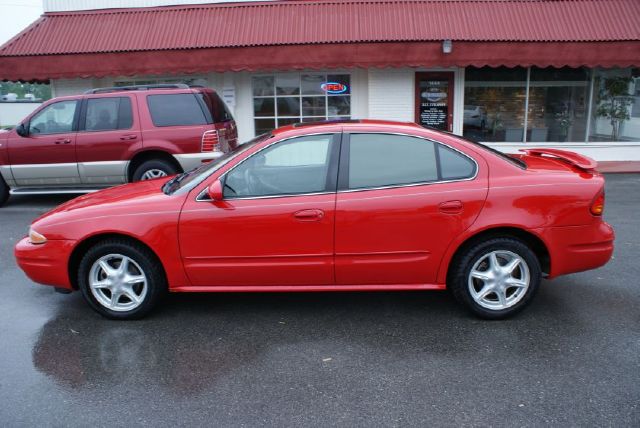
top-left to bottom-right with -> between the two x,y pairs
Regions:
28,101 -> 78,135
223,134 -> 335,198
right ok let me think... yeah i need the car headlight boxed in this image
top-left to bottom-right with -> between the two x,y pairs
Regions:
28,228 -> 47,245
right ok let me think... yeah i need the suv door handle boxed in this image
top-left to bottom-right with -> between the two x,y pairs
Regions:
438,200 -> 463,214
54,138 -> 71,144
119,134 -> 137,141
293,209 -> 324,221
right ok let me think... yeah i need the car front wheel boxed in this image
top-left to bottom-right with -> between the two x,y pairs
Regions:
449,237 -> 541,319
77,239 -> 166,320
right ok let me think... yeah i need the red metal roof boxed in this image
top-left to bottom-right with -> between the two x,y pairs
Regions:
1,0 -> 639,57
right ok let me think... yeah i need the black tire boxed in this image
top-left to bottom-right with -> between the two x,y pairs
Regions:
448,237 -> 541,320
77,238 -> 167,320
131,159 -> 178,182
0,176 -> 8,207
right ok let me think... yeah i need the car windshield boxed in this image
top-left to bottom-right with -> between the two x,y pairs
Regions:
162,133 -> 270,195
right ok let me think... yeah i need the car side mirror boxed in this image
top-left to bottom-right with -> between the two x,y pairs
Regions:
207,180 -> 223,202
15,123 -> 28,137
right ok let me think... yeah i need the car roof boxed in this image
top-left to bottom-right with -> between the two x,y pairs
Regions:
272,119 -> 424,136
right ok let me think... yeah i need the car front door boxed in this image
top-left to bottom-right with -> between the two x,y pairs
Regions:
335,133 -> 488,286
179,133 -> 340,287
8,100 -> 80,186
76,95 -> 141,185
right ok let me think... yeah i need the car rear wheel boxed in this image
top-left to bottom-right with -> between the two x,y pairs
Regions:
132,159 -> 178,182
449,237 -> 541,319
77,238 -> 166,320
0,176 -> 8,207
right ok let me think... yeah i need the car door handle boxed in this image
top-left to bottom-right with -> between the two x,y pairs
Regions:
438,200 -> 463,214
54,138 -> 71,144
119,134 -> 138,140
293,209 -> 324,221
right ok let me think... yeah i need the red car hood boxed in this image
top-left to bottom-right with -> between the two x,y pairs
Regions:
34,178 -> 172,224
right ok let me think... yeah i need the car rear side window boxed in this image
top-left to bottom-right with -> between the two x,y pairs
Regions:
84,97 -> 133,131
147,93 -> 208,127
437,144 -> 477,180
347,134 -> 438,189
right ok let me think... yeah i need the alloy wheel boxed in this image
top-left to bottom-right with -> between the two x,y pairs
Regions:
140,169 -> 168,180
88,254 -> 148,312
467,250 -> 530,311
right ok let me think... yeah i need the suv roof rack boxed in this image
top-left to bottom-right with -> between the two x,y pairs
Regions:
84,84 -> 191,94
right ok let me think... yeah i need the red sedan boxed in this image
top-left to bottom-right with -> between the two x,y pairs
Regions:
15,120 -> 614,320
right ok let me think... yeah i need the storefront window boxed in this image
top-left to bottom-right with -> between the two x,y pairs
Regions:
463,67 -> 527,142
589,68 -> 640,142
528,67 -> 590,142
252,73 -> 351,135
464,66 -> 640,143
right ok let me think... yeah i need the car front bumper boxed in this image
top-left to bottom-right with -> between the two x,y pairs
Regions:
15,237 -> 76,290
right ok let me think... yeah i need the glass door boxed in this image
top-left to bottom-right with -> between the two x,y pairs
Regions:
415,72 -> 454,132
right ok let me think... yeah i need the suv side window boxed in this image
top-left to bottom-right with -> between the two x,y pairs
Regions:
147,93 -> 208,127
224,134 -> 334,198
347,133 -> 438,189
84,97 -> 133,131
29,100 -> 78,135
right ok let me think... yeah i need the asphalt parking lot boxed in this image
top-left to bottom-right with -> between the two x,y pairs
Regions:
0,174 -> 639,427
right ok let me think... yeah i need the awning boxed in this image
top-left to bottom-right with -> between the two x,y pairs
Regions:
1,0 -> 639,82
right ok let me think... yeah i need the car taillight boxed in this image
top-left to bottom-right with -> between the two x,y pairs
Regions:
590,190 -> 605,216
202,130 -> 220,152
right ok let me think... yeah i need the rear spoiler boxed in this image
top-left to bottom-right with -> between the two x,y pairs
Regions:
520,148 -> 598,171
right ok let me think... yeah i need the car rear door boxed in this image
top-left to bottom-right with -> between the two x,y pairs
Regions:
178,133 -> 340,287
8,99 -> 80,186
76,94 -> 141,185
334,132 -> 489,286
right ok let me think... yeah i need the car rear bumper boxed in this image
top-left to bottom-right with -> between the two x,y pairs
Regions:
14,237 -> 75,290
540,221 -> 615,278
174,152 -> 223,172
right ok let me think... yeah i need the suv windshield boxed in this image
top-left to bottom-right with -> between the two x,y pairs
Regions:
162,133 -> 270,195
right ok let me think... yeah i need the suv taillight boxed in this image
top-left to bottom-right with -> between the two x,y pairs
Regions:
590,190 -> 605,216
201,130 -> 220,152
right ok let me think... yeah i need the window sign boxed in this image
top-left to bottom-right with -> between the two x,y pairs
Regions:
321,82 -> 348,94
419,80 -> 449,130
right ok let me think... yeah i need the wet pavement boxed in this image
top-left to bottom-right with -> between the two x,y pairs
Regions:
1,175 -> 639,427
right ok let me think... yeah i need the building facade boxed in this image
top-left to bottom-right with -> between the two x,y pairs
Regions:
2,0 -> 640,170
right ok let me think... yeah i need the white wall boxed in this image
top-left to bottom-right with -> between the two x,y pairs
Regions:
44,0 -> 275,12
368,69 -> 414,122
51,79 -> 95,97
233,72 -> 254,144
0,102 -> 41,126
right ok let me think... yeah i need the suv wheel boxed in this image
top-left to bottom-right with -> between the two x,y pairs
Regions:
449,237 -> 541,320
132,159 -> 178,182
0,176 -> 9,207
77,238 -> 167,320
